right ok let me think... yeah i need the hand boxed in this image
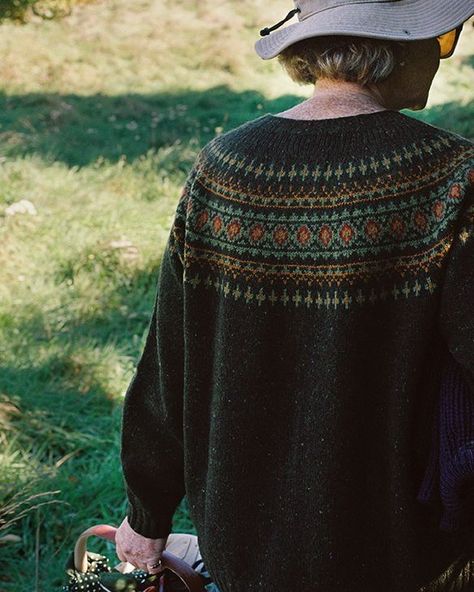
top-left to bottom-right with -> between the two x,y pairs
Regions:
115,516 -> 168,575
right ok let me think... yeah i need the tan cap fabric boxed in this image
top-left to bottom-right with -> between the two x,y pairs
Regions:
255,0 -> 474,59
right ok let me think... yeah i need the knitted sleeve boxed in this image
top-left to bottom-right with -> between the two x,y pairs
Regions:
439,181 -> 474,394
119,163 -> 198,539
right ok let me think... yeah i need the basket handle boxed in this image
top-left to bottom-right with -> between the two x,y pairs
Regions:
73,524 -> 207,592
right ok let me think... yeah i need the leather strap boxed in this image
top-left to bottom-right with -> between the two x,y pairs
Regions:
73,524 -> 207,592
159,550 -> 209,592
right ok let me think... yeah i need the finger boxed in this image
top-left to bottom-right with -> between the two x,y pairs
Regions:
146,557 -> 165,575
128,556 -> 150,572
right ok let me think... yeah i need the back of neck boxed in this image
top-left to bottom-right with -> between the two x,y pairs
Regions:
276,79 -> 387,120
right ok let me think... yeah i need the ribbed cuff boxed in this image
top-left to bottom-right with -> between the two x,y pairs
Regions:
416,437 -> 440,505
126,488 -> 177,539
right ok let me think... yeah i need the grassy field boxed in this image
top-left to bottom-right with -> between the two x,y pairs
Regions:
0,1 -> 473,589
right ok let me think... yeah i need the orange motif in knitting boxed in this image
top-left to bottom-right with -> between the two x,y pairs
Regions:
249,223 -> 265,242
273,225 -> 289,245
226,219 -> 241,240
318,225 -> 332,247
390,215 -> 405,238
414,211 -> 428,232
365,219 -> 381,241
339,223 -> 355,245
196,210 -> 209,230
432,201 -> 445,220
212,215 -> 223,235
448,183 -> 463,199
297,225 -> 311,246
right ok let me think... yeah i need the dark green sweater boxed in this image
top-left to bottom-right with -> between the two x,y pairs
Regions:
120,110 -> 474,592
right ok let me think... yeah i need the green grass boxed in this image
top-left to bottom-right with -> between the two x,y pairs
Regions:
0,1 -> 473,589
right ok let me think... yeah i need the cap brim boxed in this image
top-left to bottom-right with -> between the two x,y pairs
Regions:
255,0 -> 474,59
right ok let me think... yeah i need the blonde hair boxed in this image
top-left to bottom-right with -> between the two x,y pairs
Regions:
278,36 -> 398,86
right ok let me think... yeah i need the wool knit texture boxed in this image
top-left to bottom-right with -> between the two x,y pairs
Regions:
417,350 -> 474,533
120,110 -> 474,592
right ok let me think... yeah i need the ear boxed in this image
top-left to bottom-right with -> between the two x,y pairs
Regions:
393,41 -> 409,67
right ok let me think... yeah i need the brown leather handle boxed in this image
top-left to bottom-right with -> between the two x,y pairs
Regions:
73,524 -> 207,592
159,549 -> 209,592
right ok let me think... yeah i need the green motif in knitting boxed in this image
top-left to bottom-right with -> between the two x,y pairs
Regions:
181,234 -> 451,289
196,151 -> 470,208
166,132 -> 473,300
183,269 -> 440,310
204,131 -> 467,189
183,169 -> 471,263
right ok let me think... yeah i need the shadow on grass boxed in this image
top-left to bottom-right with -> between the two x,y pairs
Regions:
0,249 -> 200,587
0,85 -> 302,166
0,85 -> 472,166
0,257 -> 161,539
1,262 -> 160,433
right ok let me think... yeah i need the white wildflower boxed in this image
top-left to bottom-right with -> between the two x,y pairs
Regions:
5,199 -> 37,216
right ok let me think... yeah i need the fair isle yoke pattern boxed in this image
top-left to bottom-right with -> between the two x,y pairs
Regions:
121,110 -> 474,592
169,111 -> 474,310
